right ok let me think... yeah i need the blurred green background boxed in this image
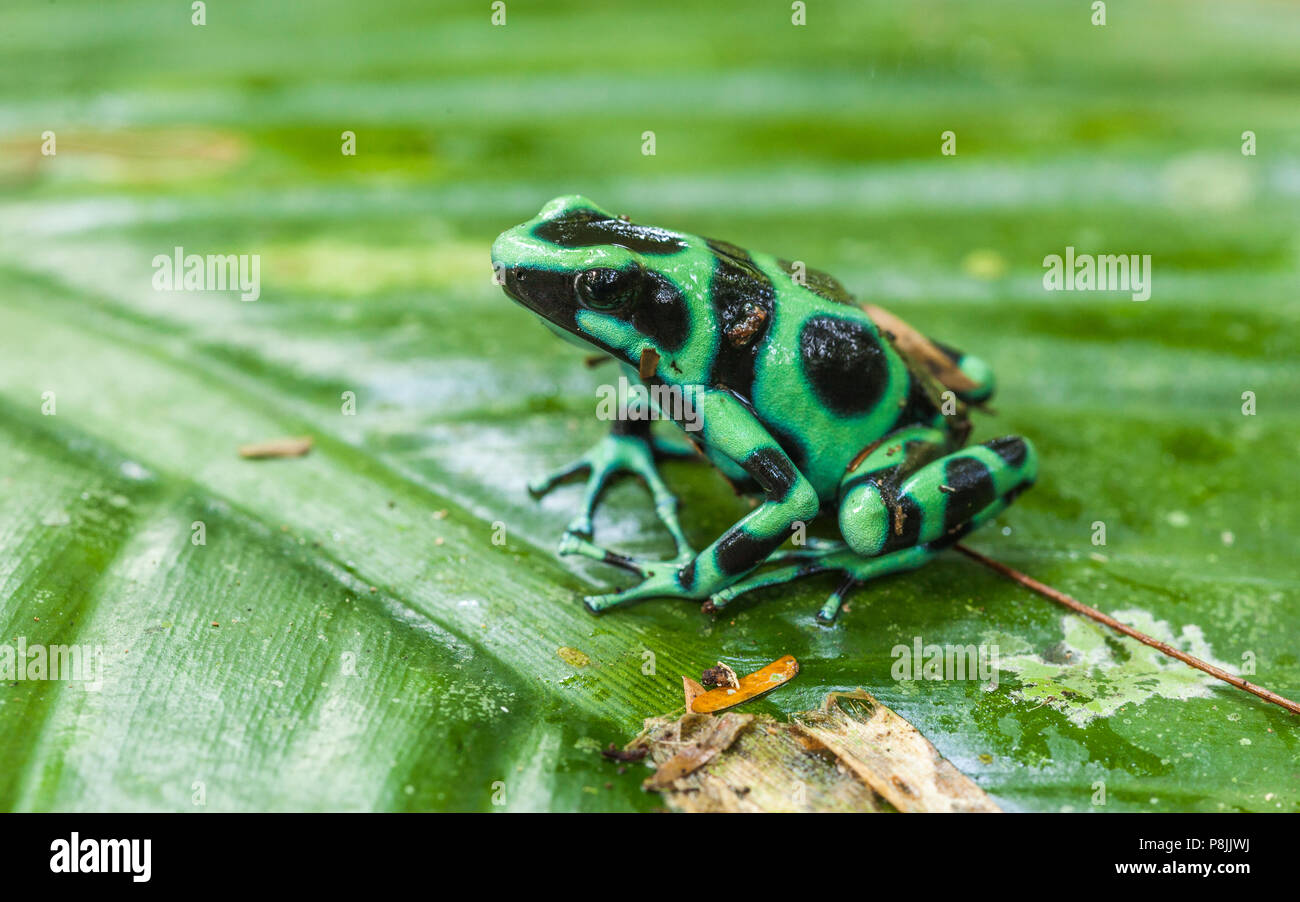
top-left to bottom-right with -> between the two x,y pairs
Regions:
0,1 -> 1297,812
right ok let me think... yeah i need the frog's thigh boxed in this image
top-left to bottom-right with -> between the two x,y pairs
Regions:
838,435 -> 1038,557
835,426 -> 950,555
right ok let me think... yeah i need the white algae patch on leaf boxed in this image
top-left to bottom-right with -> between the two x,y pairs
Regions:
997,610 -> 1236,726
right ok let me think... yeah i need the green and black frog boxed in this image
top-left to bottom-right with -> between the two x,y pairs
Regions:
491,195 -> 1037,623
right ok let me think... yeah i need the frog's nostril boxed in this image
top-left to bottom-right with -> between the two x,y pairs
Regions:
499,267 -> 527,302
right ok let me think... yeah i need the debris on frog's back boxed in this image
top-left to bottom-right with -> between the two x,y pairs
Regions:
690,655 -> 798,713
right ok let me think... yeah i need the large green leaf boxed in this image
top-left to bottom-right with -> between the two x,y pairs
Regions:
1,0 -> 1297,812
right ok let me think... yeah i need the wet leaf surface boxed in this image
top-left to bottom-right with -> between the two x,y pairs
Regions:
0,0 -> 1297,811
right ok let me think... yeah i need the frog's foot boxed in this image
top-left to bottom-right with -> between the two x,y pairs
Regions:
704,546 -> 847,619
528,433 -> 693,560
558,533 -> 700,612
706,544 -> 941,625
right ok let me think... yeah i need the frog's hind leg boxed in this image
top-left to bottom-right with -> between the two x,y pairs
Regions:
706,542 -> 942,624
825,433 -> 1037,621
765,536 -> 848,562
707,431 -> 1037,623
838,433 -> 1037,560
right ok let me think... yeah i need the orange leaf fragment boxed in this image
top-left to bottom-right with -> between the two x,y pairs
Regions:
689,655 -> 798,714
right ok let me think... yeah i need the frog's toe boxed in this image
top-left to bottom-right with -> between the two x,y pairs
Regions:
581,569 -> 695,613
815,574 -> 861,625
557,531 -> 641,572
527,459 -> 588,498
705,562 -> 818,613
563,514 -> 594,540
561,537 -> 697,613
640,467 -> 693,560
582,589 -> 643,614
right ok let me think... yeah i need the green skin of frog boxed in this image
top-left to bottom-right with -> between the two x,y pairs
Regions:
491,195 -> 1038,623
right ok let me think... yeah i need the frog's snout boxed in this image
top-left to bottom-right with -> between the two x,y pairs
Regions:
489,230 -> 512,270
489,235 -> 514,284
497,265 -> 528,303
494,261 -> 583,332
491,228 -> 531,302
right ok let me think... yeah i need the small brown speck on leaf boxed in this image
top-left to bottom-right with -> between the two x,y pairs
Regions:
238,436 -> 313,459
558,646 -> 591,668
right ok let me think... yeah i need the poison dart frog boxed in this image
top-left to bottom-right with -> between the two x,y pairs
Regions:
491,196 -> 1037,623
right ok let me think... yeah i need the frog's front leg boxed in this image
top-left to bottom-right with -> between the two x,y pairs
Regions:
529,415 -> 694,561
568,390 -> 820,613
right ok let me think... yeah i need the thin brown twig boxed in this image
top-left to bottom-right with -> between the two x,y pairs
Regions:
954,543 -> 1300,716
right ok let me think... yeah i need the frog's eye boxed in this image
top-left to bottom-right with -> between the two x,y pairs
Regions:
575,265 -> 641,311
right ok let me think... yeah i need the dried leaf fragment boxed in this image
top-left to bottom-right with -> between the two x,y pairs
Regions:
862,304 -> 978,393
642,712 -> 753,790
682,676 -> 706,711
238,436 -> 313,459
690,655 -> 798,714
632,689 -> 999,813
634,711 -> 881,812
791,689 -> 999,813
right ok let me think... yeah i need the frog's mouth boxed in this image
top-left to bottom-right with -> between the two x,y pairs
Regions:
499,266 -> 621,359
499,266 -> 578,329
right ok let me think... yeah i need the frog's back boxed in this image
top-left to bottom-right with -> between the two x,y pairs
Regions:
722,247 -> 951,501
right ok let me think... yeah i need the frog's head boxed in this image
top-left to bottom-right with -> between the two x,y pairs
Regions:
491,195 -> 697,372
